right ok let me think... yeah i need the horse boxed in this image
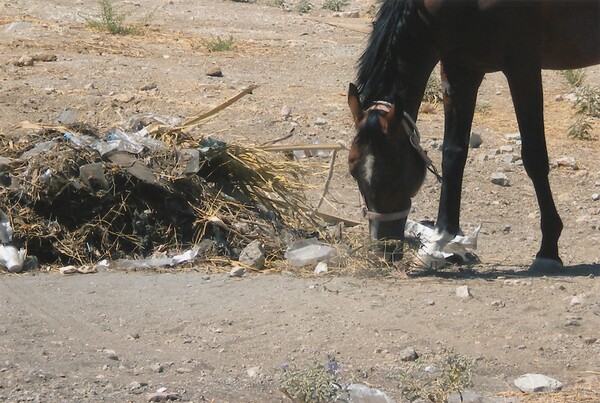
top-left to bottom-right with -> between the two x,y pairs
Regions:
348,0 -> 599,271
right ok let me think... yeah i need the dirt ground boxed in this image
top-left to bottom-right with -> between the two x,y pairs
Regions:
1,0 -> 600,401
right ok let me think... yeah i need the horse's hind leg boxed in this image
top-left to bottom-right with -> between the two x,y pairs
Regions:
505,67 -> 564,273
418,64 -> 484,268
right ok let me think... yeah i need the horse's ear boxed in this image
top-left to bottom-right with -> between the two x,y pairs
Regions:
348,83 -> 364,125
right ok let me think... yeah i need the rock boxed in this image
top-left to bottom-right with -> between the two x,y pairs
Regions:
553,156 -> 578,170
334,11 -> 360,18
469,132 -> 483,148
336,383 -> 395,402
399,347 -> 418,362
570,294 -> 586,306
314,117 -> 328,126
140,82 -> 158,91
584,337 -> 598,345
105,349 -> 119,361
206,67 -> 223,77
33,53 -> 57,62
114,92 -> 135,103
228,266 -> 246,277
592,193 -> 600,201
499,145 -> 514,153
246,366 -> 260,377
58,109 -> 77,125
491,172 -> 510,187
501,154 -> 519,164
149,363 -> 164,373
147,391 -> 181,401
491,300 -> 505,308
280,105 -> 292,119
14,55 -> 34,67
238,240 -> 265,269
314,261 -> 328,275
505,132 -> 521,142
128,381 -> 148,394
514,373 -> 563,392
456,285 -> 473,299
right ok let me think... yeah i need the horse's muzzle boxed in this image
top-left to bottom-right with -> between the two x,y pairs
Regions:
370,219 -> 406,263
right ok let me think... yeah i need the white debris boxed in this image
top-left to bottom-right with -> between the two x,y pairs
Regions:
456,285 -> 473,299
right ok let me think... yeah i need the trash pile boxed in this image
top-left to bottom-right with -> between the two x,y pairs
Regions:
0,103 -> 321,272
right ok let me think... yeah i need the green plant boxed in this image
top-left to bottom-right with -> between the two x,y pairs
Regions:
423,72 -> 442,104
280,359 -> 341,402
203,35 -> 235,52
295,0 -> 312,13
86,0 -> 139,35
561,69 -> 600,140
322,0 -> 348,11
397,348 -> 475,402
561,69 -> 587,87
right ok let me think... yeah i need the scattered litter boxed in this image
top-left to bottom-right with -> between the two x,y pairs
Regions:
405,220 -> 480,266
285,238 -> 337,267
0,209 -> 26,273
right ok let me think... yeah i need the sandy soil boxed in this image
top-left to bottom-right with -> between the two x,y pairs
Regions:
1,0 -> 600,401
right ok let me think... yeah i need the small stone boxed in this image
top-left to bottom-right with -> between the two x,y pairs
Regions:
314,117 -> 328,126
128,381 -> 147,394
469,132 -> 483,148
140,83 -> 158,91
426,299 -> 435,306
570,294 -> 586,306
584,337 -> 597,345
554,156 -> 578,170
280,105 -> 292,119
592,193 -> 600,201
14,55 -> 34,67
456,285 -> 472,299
105,350 -> 119,361
491,300 -> 505,308
228,266 -> 246,277
114,93 -> 135,103
84,82 -> 96,90
33,53 -> 57,62
399,347 -> 418,362
505,133 -> 521,142
246,366 -> 260,378
150,363 -> 164,373
58,109 -> 77,125
491,172 -> 510,187
147,392 -> 181,402
499,145 -> 514,153
501,154 -> 519,164
206,67 -> 223,77
238,240 -> 265,269
314,261 -> 328,275
514,373 -> 563,393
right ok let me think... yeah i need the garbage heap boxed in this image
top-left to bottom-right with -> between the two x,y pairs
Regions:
0,119 -> 318,269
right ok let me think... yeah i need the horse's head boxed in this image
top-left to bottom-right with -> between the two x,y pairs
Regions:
347,83 -> 427,263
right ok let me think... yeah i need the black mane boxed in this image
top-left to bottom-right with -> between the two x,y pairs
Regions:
356,0 -> 422,107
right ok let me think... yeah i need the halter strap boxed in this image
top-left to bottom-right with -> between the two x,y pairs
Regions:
359,101 -> 441,222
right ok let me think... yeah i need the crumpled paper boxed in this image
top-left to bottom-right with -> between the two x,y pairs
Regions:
405,220 -> 481,269
0,209 -> 27,273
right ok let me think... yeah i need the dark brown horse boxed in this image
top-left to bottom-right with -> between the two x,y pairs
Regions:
348,0 -> 599,271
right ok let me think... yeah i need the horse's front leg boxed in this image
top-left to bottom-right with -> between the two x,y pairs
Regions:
418,64 -> 484,269
505,67 -> 563,273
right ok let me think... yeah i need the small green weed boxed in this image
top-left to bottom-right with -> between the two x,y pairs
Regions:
86,0 -> 140,35
423,72 -> 442,104
561,69 -> 600,140
322,0 -> 348,12
280,359 -> 341,402
561,69 -> 587,87
397,348 -> 475,402
295,0 -> 312,13
203,35 -> 235,52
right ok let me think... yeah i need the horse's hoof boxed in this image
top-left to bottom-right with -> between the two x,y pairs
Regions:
528,257 -> 564,274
